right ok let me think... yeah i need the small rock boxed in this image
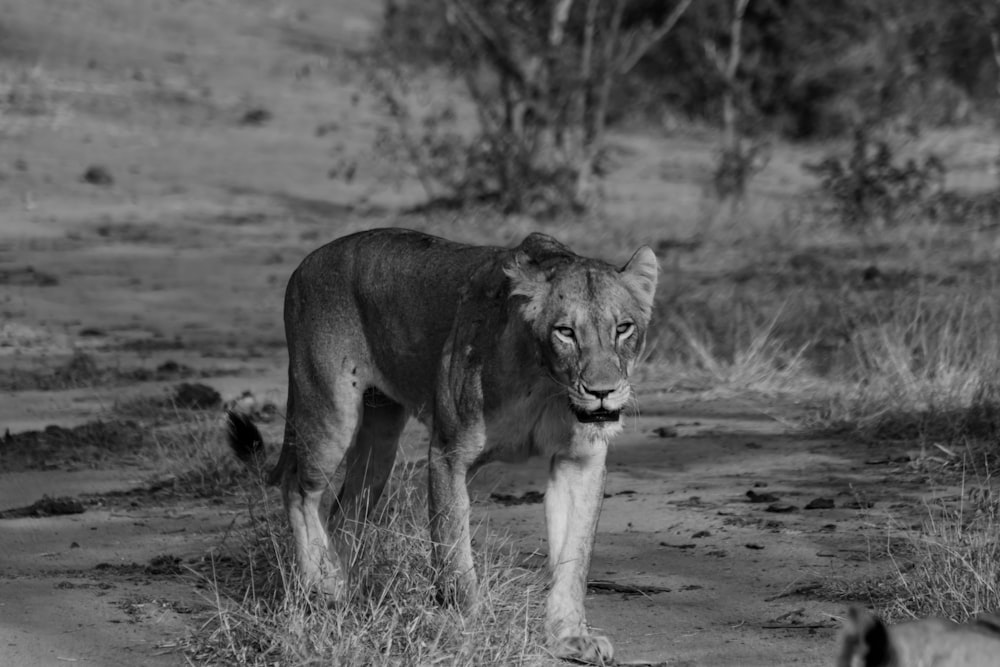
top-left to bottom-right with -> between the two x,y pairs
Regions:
766,503 -> 797,513
746,490 -> 780,504
156,360 -> 192,376
315,121 -> 341,137
805,498 -> 835,510
81,165 -> 114,187
659,542 -> 696,549
30,495 -> 85,517
862,265 -> 881,283
653,425 -> 678,438
745,543 -> 764,550
146,554 -> 183,576
692,530 -> 711,538
844,499 -> 875,509
173,382 -> 221,409
239,107 -> 273,126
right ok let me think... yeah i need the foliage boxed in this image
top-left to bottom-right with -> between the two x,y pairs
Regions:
385,0 -> 1000,139
883,489 -> 1000,624
711,138 -> 769,201
628,0 -> 995,136
805,126 -> 945,228
376,0 -> 694,215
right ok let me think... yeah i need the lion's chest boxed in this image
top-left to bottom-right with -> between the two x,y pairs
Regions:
479,392 -> 571,464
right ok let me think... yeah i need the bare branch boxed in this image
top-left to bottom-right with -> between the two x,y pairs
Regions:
726,0 -> 750,80
445,0 -> 530,90
577,0 -> 599,138
550,0 -> 576,47
618,0 -> 696,75
592,0 -> 628,150
581,0 -> 599,82
720,0 -> 751,148
702,39 -> 725,73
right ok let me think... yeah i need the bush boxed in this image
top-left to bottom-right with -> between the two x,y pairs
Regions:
805,126 -> 945,228
374,0 -> 695,215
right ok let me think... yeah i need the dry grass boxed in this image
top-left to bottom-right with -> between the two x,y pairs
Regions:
818,285 -> 1000,448
190,462 -> 551,666
800,476 -> 1000,623
878,480 -> 1000,623
7,0 -> 1000,656
648,303 -> 814,395
146,410 -> 246,497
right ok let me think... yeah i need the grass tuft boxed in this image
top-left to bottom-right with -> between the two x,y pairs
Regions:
818,289 -> 1000,448
880,481 -> 1000,623
192,461 -> 551,666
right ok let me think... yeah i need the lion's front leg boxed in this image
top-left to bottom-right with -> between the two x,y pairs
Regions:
544,437 -> 613,664
427,439 -> 480,611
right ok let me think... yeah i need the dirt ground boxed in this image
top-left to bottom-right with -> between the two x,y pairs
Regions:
0,0 -> 958,664
0,332 -> 936,667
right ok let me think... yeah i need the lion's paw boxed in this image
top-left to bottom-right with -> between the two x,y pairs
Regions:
552,633 -> 614,665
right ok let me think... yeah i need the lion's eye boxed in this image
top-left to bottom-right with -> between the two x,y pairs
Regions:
554,326 -> 575,340
616,322 -> 635,338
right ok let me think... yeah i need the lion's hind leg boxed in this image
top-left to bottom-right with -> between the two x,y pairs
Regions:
282,376 -> 364,603
427,431 -> 481,612
327,391 -> 407,568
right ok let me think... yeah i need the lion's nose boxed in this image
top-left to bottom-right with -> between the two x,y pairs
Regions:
585,387 -> 613,399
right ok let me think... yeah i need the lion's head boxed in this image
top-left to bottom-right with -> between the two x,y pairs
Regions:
505,234 -> 659,424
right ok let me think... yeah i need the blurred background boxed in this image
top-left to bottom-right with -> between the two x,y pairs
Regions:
4,1 -> 1000,664
5,0 -> 1000,417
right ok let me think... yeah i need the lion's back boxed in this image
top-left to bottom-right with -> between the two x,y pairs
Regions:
283,228 -> 509,407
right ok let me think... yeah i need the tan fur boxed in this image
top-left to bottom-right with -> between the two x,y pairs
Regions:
837,607 -> 1000,667
234,228 -> 658,663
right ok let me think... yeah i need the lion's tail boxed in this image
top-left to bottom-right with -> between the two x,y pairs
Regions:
225,411 -> 272,481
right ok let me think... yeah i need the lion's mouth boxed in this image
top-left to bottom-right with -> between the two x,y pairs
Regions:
572,406 -> 621,423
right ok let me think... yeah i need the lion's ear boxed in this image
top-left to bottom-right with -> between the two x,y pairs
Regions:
620,246 -> 658,315
504,250 -> 550,322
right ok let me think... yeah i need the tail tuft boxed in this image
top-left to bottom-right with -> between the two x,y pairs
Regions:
226,410 -> 267,471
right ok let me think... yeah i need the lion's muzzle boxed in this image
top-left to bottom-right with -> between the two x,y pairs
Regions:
569,384 -> 629,423
571,405 -> 621,423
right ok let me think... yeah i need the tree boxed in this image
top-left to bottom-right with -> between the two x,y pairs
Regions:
700,0 -> 770,204
379,0 -> 696,214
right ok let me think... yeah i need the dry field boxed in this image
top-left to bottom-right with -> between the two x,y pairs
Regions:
2,0 -> 1000,665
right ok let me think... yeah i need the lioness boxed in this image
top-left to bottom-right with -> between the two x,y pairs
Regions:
837,606 -> 1000,667
227,227 -> 658,663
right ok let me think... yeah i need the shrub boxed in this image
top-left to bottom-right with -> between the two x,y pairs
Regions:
805,125 -> 945,228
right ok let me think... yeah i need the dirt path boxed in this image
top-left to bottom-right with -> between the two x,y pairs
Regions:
0,2 -> 937,661
1,379 -> 928,666
470,395 -> 922,666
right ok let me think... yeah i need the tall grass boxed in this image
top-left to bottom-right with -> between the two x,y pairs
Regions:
193,461 -> 551,666
880,481 -> 1000,623
655,304 -> 813,394
821,288 -> 1000,445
